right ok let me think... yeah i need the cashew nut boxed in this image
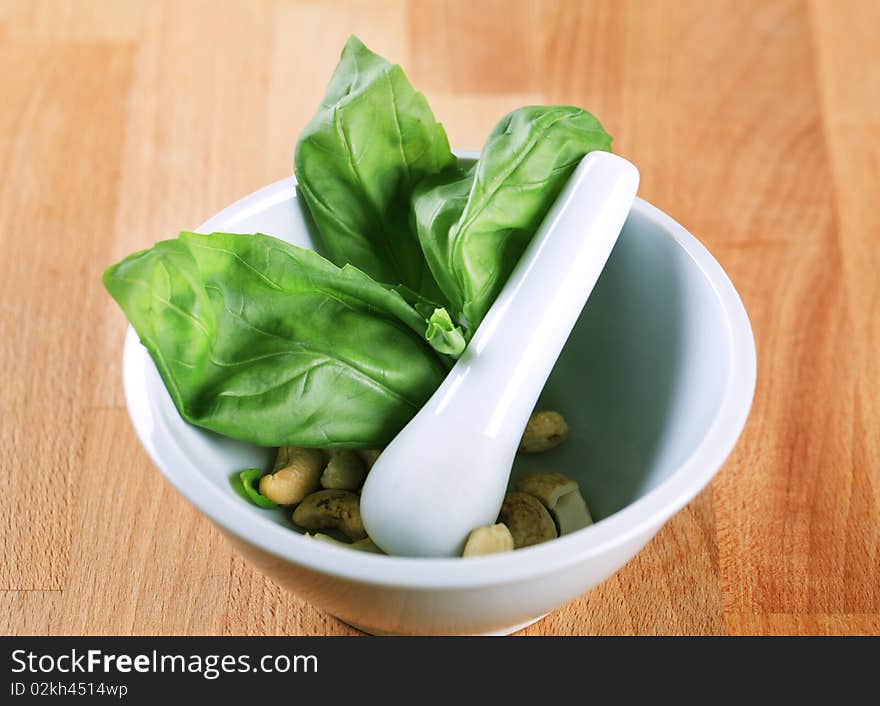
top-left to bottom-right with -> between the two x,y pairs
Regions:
320,450 -> 367,490
307,533 -> 384,554
462,523 -> 515,557
292,489 -> 366,541
518,410 -> 569,453
516,472 -> 593,535
356,449 -> 382,469
348,537 -> 383,553
498,492 -> 558,548
258,446 -> 326,506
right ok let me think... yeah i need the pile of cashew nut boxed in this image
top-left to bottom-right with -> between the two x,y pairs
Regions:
246,410 -> 591,557
256,447 -> 383,553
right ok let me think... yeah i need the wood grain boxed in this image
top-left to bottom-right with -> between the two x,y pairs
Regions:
0,0 -> 876,636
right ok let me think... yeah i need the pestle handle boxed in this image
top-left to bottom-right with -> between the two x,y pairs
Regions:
431,152 -> 640,445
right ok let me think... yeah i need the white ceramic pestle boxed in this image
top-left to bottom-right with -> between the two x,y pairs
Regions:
360,151 -> 640,557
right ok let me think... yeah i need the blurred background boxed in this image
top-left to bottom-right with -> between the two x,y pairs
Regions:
1,0 -> 877,635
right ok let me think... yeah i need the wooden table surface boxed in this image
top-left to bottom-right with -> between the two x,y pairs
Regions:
1,0 -> 878,636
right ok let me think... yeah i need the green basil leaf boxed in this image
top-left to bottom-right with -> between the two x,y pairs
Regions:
425,307 -> 466,357
379,284 -> 466,359
238,468 -> 278,508
294,35 -> 455,300
413,106 -> 613,335
103,231 -> 450,448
